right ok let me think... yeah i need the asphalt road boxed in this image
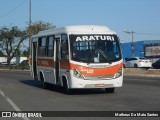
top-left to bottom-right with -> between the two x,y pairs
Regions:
0,70 -> 159,120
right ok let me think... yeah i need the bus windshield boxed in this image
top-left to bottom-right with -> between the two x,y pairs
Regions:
70,35 -> 122,63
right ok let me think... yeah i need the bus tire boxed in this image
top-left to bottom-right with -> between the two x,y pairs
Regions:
105,88 -> 115,93
63,78 -> 72,95
40,72 -> 50,89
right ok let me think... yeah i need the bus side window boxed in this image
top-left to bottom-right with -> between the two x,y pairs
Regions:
38,37 -> 46,57
61,34 -> 69,60
46,36 -> 54,57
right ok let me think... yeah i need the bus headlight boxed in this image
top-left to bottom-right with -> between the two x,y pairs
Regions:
115,67 -> 122,78
73,69 -> 84,79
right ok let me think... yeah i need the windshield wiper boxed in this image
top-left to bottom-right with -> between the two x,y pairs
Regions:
97,49 -> 112,64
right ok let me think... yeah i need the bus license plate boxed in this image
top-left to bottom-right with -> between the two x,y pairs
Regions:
95,84 -> 105,87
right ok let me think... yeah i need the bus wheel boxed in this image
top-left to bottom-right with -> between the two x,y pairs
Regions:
40,72 -> 49,89
105,88 -> 115,93
43,82 -> 50,89
63,79 -> 72,95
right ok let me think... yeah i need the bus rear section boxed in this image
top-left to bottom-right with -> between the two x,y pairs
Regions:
30,25 -> 123,94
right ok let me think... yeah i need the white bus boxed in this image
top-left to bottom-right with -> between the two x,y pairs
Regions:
30,25 -> 123,94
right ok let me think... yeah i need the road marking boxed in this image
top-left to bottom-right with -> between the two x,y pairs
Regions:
0,88 -> 30,120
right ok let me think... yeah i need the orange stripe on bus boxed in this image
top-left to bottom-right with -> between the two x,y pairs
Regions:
60,61 -> 70,69
31,57 -> 123,76
70,62 -> 123,76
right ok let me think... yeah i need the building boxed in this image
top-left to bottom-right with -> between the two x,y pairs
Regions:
121,41 -> 144,59
122,40 -> 160,63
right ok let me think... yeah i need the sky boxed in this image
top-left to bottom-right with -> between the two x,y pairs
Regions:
0,0 -> 160,43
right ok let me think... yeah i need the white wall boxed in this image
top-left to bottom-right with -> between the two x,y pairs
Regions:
0,57 -> 27,63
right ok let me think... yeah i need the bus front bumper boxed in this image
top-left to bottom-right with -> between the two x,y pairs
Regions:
70,76 -> 123,89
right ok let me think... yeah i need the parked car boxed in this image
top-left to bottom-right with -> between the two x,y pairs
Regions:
152,59 -> 160,69
124,57 -> 152,69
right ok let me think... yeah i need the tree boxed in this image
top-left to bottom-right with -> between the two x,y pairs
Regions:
0,21 -> 55,65
0,26 -> 27,65
27,20 -> 55,35
22,50 -> 29,58
0,50 -> 4,57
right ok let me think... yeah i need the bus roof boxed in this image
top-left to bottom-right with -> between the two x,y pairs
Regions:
32,25 -> 116,37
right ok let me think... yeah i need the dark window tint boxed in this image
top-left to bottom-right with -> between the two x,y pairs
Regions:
38,37 -> 46,57
46,36 -> 54,57
61,34 -> 69,60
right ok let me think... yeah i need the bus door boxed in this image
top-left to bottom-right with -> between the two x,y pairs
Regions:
32,42 -> 38,80
54,36 -> 61,84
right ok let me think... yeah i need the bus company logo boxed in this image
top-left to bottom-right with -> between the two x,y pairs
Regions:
79,66 -> 94,74
76,35 -> 115,42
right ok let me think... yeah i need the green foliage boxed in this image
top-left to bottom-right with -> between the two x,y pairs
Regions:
17,60 -> 29,70
22,50 -> 29,57
0,26 -> 27,65
0,21 -> 55,66
15,49 -> 21,56
27,20 -> 55,35
0,50 -> 4,57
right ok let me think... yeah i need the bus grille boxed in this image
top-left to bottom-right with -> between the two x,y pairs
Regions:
84,74 -> 115,80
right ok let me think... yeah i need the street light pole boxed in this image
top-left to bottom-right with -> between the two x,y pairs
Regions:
123,29 -> 135,57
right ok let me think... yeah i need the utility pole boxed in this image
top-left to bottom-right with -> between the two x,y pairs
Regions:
29,0 -> 31,27
29,0 -> 31,58
123,29 -> 135,57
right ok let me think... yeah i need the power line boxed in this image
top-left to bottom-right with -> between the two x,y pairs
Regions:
136,32 -> 160,35
0,0 -> 26,18
135,32 -> 160,36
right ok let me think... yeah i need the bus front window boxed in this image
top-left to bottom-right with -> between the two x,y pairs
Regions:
70,35 -> 122,63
